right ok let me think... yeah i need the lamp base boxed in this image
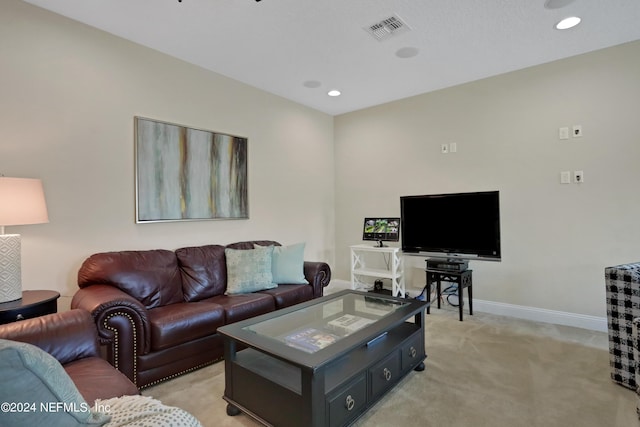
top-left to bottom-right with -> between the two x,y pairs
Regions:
0,234 -> 21,303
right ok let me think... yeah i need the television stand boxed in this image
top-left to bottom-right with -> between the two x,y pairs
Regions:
425,260 -> 473,321
350,245 -> 404,297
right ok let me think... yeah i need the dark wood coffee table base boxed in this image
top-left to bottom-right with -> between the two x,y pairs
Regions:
219,291 -> 428,427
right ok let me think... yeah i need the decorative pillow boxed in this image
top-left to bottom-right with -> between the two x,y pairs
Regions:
225,246 -> 277,295
0,339 -> 110,427
256,242 -> 309,285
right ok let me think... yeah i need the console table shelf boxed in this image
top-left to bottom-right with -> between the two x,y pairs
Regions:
350,245 -> 404,297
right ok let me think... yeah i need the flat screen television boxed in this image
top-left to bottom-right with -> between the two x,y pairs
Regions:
400,191 -> 501,261
362,217 -> 400,247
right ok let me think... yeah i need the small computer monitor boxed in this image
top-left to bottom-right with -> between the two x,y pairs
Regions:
362,218 -> 400,247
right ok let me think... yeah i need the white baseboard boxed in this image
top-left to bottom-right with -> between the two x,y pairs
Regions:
473,299 -> 608,332
326,279 -> 607,332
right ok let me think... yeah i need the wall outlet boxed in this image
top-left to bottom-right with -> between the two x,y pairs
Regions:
560,171 -> 571,184
441,143 -> 449,154
573,125 -> 583,138
574,170 -> 584,183
449,142 -> 457,153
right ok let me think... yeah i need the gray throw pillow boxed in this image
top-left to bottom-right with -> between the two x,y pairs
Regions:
225,245 -> 277,295
255,242 -> 309,284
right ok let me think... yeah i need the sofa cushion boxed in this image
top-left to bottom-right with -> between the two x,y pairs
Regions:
226,240 -> 281,250
258,284 -> 314,309
225,246 -> 277,295
256,242 -> 309,285
176,244 -> 227,301
0,339 -> 110,426
78,250 -> 183,309
0,309 -> 100,365
64,357 -> 139,404
148,302 -> 226,351
204,293 -> 276,324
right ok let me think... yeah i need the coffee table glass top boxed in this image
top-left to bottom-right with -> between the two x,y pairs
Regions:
241,291 -> 408,354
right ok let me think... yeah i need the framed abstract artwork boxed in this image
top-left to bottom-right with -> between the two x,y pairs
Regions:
135,117 -> 248,222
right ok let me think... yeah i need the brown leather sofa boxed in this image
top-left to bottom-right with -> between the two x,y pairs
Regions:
0,309 -> 139,404
71,240 -> 331,389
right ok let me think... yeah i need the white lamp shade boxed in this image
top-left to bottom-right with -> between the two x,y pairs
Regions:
0,177 -> 49,226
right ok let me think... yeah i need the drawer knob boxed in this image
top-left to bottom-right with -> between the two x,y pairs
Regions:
16,314 -> 25,321
409,346 -> 417,358
383,367 -> 392,382
345,395 -> 355,411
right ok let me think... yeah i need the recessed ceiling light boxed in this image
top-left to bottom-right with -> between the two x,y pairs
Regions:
327,90 -> 341,97
395,47 -> 419,58
555,16 -> 581,30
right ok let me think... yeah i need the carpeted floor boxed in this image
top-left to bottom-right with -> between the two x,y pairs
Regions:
143,307 -> 639,427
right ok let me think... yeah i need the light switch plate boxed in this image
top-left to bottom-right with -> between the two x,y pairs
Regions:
559,127 -> 569,140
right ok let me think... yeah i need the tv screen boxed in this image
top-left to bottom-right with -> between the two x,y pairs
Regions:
362,218 -> 400,246
400,191 -> 501,261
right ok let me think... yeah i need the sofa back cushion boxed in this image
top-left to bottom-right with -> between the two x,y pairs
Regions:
226,240 -> 281,250
175,245 -> 227,301
77,250 -> 184,309
0,310 -> 100,365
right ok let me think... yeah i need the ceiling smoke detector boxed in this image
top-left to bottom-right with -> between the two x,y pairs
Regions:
365,15 -> 410,41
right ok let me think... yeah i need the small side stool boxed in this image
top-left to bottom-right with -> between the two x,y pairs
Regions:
425,269 -> 473,321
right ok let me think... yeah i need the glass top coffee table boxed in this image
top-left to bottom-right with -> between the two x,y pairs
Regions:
218,290 -> 428,427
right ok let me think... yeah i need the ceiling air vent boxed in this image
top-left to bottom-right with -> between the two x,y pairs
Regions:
365,15 -> 410,42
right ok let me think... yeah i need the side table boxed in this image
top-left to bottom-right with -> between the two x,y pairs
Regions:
425,269 -> 473,321
0,290 -> 60,325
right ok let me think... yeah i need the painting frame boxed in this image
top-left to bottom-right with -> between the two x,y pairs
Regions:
134,116 -> 248,223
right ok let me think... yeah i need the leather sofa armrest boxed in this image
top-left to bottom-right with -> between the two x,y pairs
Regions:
71,285 -> 150,386
304,261 -> 332,298
0,309 -> 100,365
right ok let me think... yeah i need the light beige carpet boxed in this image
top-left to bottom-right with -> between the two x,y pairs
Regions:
143,308 -> 638,427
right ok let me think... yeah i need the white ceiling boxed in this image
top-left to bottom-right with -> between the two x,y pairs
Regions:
22,0 -> 640,116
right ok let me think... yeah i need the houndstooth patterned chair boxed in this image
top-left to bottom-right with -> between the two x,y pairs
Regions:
605,263 -> 640,391
633,318 -> 640,418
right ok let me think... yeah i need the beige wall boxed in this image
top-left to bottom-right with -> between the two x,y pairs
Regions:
1,0 -> 335,309
334,40 -> 640,318
4,0 -> 639,323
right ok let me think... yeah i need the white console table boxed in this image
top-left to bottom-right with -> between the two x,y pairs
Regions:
350,244 -> 404,297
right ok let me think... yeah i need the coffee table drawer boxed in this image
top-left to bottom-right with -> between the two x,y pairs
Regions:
369,352 -> 401,399
401,333 -> 424,371
327,374 -> 367,427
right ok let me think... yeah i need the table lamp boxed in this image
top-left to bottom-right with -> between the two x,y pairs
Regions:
0,177 -> 49,303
